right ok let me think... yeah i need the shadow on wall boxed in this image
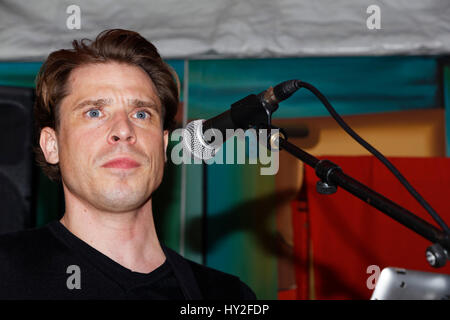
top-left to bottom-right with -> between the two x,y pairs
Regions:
182,186 -> 372,299
184,189 -> 297,255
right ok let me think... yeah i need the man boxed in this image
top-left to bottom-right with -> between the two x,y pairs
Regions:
0,29 -> 256,299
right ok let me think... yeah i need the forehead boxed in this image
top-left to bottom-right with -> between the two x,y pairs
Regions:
66,62 -> 161,108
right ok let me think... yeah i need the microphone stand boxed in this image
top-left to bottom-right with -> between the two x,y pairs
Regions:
267,130 -> 450,268
198,78 -> 450,268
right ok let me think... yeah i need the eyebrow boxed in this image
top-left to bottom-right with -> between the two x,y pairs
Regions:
128,98 -> 160,114
73,98 -> 112,111
73,98 -> 160,114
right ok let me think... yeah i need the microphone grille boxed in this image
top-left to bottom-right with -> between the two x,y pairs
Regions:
182,120 -> 217,161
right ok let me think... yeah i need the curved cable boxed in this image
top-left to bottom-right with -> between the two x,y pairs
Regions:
289,80 -> 450,235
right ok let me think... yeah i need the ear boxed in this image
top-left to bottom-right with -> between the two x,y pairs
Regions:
163,130 -> 169,163
39,127 -> 59,164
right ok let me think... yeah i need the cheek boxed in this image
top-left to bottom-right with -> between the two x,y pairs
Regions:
142,133 -> 166,175
60,128 -> 99,167
150,133 -> 166,159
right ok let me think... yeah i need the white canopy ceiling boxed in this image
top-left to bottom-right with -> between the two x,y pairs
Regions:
0,0 -> 449,61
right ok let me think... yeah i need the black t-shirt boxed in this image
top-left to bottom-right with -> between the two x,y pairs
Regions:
0,221 -> 255,300
49,220 -> 185,299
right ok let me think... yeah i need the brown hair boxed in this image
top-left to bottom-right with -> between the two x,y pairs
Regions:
34,29 -> 179,182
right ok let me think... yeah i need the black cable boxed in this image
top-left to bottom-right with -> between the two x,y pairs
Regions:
290,80 -> 450,235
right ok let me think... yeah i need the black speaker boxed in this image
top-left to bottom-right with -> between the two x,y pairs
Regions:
0,86 -> 36,234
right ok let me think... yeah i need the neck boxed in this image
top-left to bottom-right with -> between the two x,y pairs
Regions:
60,190 -> 165,274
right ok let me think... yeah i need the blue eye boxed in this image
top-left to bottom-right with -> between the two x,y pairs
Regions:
134,110 -> 149,119
87,109 -> 102,118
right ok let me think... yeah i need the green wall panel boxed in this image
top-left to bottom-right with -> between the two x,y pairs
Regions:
204,142 -> 278,299
0,62 -> 43,87
188,57 -> 438,120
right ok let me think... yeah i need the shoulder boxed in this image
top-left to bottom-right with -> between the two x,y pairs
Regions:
0,223 -> 64,272
188,259 -> 257,300
0,225 -> 53,253
163,246 -> 256,300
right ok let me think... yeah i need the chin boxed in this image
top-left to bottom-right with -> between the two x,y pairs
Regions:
94,186 -> 150,212
96,197 -> 147,213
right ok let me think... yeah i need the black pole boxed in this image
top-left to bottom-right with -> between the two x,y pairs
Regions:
278,137 -> 450,253
202,161 -> 208,266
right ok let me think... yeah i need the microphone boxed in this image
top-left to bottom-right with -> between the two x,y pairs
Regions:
182,80 -> 301,160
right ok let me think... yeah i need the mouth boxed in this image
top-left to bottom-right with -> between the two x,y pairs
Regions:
101,157 -> 141,169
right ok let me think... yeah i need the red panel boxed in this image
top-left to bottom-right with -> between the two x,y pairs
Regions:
291,192 -> 310,299
278,288 -> 297,300
300,156 -> 450,299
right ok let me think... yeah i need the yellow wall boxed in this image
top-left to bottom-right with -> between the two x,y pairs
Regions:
275,108 -> 445,158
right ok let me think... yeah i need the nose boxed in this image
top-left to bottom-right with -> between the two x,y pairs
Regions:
107,111 -> 136,145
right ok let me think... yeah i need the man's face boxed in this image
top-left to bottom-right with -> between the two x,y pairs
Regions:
40,62 -> 169,213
